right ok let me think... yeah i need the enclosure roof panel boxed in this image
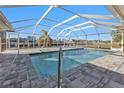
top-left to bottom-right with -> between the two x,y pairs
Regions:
107,5 -> 124,23
0,5 -> 121,37
79,14 -> 115,20
0,11 -> 14,32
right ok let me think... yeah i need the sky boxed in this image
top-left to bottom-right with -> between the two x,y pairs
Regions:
0,5 -> 119,40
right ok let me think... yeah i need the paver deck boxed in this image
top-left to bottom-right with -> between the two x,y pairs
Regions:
0,48 -> 124,88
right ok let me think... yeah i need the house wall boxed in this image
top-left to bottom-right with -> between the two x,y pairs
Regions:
0,32 -> 6,52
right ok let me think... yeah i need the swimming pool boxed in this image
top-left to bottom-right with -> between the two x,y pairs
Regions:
30,49 -> 111,78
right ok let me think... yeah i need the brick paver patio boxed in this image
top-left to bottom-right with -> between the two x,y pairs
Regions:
0,50 -> 124,88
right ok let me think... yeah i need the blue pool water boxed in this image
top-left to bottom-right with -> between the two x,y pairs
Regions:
30,49 -> 110,78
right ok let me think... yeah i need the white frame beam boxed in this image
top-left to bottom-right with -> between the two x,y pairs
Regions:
48,11 -> 115,36
57,21 -> 91,37
79,14 -> 115,20
57,20 -> 118,38
48,15 -> 79,35
32,5 -> 54,34
64,25 -> 94,37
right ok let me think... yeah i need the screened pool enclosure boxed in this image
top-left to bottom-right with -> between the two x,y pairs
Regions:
0,5 -> 124,52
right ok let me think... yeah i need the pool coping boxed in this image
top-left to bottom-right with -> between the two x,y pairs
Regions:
3,47 -> 115,55
29,48 -> 113,55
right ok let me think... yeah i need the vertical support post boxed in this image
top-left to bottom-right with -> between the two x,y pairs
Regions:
64,40 -> 65,47
98,34 -> 100,49
33,36 -> 35,48
57,38 -> 59,47
17,33 -> 20,54
0,32 -> 6,52
76,40 -> 78,47
6,32 -> 8,50
28,39 -> 30,49
110,33 -> 113,50
58,47 -> 62,88
69,34 -> 71,47
85,35 -> 88,48
121,32 -> 124,51
58,39 -> 60,47
8,33 -> 10,49
0,33 -> 2,52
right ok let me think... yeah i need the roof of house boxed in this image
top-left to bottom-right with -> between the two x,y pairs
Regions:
0,11 -> 14,32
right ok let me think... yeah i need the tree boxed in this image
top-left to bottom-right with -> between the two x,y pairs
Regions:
38,30 -> 53,47
112,30 -> 121,42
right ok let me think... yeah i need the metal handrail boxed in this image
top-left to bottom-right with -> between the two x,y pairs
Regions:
57,47 -> 62,88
